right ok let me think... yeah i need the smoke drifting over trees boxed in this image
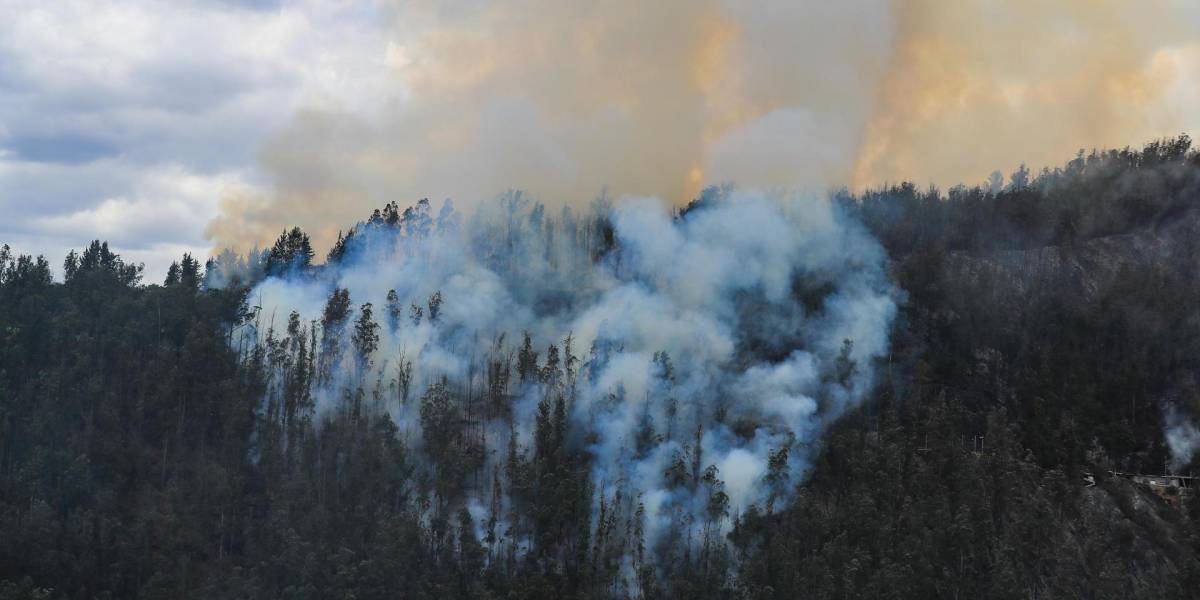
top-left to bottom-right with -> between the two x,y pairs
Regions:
3,137 -> 1200,597
240,189 -> 896,579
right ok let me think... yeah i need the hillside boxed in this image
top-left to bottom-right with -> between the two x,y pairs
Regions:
1,137 -> 1199,599
725,203 -> 1200,599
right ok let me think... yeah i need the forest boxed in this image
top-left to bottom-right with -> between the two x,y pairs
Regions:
2,136 -> 1200,599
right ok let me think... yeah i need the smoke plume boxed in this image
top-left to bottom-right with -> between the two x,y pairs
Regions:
1164,405 -> 1200,473
235,190 -> 896,576
206,0 -> 1200,255
853,0 -> 1200,188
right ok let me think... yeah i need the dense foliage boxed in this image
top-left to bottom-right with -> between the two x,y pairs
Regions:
2,137 -> 1199,598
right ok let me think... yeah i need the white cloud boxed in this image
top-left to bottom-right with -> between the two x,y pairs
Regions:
31,164 -> 240,243
2,160 -> 258,279
0,0 -> 398,279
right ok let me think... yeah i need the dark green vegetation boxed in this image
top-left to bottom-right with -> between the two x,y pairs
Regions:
2,137 -> 1199,598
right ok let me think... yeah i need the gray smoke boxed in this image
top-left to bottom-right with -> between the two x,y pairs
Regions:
240,188 -> 896,573
1163,405 -> 1200,473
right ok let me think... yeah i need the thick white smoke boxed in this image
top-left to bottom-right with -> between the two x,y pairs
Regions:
240,189 -> 896,567
1163,405 -> 1200,473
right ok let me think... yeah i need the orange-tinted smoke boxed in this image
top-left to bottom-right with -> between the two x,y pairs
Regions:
206,0 -> 1200,254
853,0 -> 1199,189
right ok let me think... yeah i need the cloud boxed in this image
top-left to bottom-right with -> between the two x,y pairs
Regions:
5,134 -> 118,164
0,0 -> 395,278
1,159 -> 251,278
30,165 -> 236,244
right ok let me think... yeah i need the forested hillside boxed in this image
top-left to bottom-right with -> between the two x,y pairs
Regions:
2,137 -> 1199,599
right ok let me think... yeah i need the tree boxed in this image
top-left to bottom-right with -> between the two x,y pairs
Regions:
517,332 -> 539,383
540,343 -> 560,387
266,227 -> 315,275
427,291 -> 442,323
386,289 -> 403,331
180,253 -> 201,291
835,338 -> 857,386
326,227 -> 356,264
403,198 -> 433,239
64,240 -> 142,287
164,261 -> 180,286
420,377 -> 463,494
318,288 -> 352,384
352,302 -> 380,371
701,464 -> 729,523
457,507 -> 484,591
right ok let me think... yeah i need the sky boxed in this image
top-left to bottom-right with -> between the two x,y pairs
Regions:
2,0 -> 1199,280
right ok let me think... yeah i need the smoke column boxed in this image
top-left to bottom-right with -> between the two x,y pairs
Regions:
853,0 -> 1200,188
206,0 -> 1200,255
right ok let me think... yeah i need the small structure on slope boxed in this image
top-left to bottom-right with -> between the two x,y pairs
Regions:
1109,471 -> 1198,509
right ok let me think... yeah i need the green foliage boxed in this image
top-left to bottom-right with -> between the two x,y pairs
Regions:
265,226 -> 315,275
352,302 -> 380,370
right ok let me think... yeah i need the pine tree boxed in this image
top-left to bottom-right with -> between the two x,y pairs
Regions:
317,288 -> 352,384
420,377 -> 456,473
517,332 -> 539,383
266,227 -> 315,275
326,227 -> 356,264
427,290 -> 442,323
351,302 -> 380,372
835,338 -> 857,386
385,289 -> 402,332
164,262 -> 180,286
181,254 -> 201,289
540,343 -> 560,387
